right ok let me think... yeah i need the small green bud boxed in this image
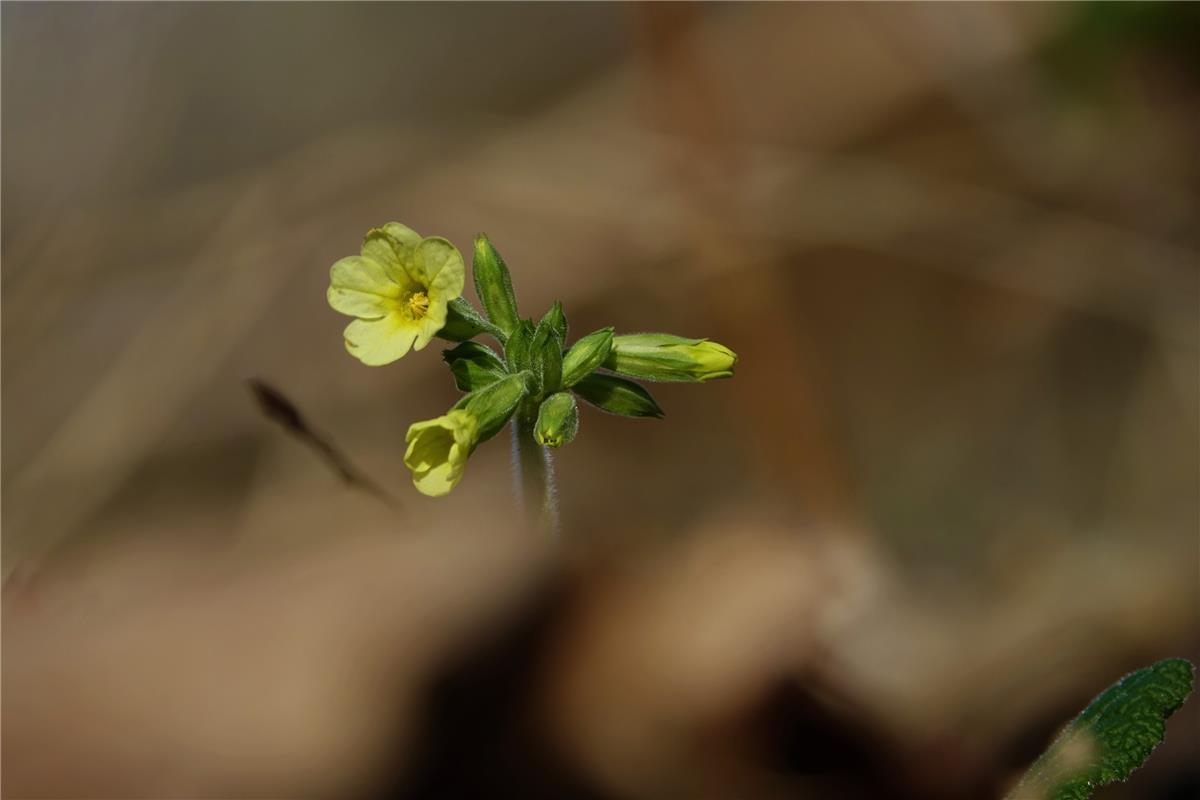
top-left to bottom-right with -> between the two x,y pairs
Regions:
504,319 -> 536,375
461,371 -> 531,442
472,234 -> 520,336
438,298 -> 504,343
531,309 -> 564,397
561,328 -> 613,388
572,373 -> 664,418
442,341 -> 506,392
540,300 -> 568,344
604,333 -> 737,382
534,392 -> 579,447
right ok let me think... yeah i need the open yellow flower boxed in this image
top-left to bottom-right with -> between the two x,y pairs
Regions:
404,410 -> 479,497
327,223 -> 465,366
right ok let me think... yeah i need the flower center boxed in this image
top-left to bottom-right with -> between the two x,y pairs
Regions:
407,291 -> 430,319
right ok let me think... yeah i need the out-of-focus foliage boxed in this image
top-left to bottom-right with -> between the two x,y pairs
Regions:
1042,2 -> 1200,91
1009,659 -> 1195,800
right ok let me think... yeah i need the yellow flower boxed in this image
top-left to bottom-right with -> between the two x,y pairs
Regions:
404,410 -> 479,497
327,223 -> 466,366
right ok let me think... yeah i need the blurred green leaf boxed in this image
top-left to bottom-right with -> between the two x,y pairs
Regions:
1007,658 -> 1194,800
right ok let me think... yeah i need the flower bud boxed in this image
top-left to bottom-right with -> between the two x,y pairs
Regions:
534,392 -> 579,447
473,234 -> 520,336
531,310 -> 564,397
604,333 -> 736,382
406,372 -> 532,497
561,327 -> 613,387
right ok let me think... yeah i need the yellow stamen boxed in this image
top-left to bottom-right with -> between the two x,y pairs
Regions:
407,291 -> 430,318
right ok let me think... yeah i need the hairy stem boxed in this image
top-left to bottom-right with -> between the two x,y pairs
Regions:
512,404 -> 558,539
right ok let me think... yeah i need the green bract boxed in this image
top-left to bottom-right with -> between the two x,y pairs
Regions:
328,225 -> 735,496
573,372 -> 664,418
443,341 -> 506,392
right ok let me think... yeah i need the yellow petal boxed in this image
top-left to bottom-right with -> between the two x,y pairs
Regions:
343,316 -> 418,366
327,286 -> 390,319
379,222 -> 421,248
412,237 -> 465,298
411,304 -> 449,352
330,255 -> 398,297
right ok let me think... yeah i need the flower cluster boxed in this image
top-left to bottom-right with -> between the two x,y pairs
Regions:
328,224 -> 737,496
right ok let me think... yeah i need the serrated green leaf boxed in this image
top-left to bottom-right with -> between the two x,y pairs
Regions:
1007,658 -> 1194,800
572,372 -> 663,418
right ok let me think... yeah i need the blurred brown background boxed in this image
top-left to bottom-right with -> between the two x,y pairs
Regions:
2,3 -> 1198,799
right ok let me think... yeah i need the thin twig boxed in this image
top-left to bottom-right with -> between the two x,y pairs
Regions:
247,378 -> 401,512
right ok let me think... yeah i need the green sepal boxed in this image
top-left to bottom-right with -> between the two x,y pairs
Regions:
472,234 -> 520,336
534,392 -> 579,447
572,372 -> 663,418
438,297 -> 505,343
442,341 -> 507,392
531,307 -> 565,397
460,371 -> 532,443
561,328 -> 613,388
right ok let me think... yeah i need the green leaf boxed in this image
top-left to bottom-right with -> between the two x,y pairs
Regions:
561,328 -> 613,388
572,372 -> 663,418
472,234 -> 520,336
1007,658 -> 1194,800
442,341 -> 507,392
438,297 -> 504,343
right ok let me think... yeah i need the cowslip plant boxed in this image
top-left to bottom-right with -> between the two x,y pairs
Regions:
327,224 -> 736,534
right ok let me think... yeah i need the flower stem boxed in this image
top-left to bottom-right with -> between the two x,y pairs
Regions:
512,404 -> 558,539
